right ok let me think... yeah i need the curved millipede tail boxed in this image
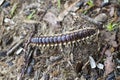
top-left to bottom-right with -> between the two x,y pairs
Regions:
30,28 -> 96,46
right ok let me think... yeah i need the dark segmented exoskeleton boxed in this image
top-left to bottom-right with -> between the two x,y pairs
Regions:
30,28 -> 96,47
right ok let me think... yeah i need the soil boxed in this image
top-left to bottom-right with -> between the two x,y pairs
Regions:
0,0 -> 120,80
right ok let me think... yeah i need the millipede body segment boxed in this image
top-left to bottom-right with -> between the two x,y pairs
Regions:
30,28 -> 96,46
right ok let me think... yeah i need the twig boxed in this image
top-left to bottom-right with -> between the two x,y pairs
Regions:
39,1 -> 52,21
80,14 -> 103,29
97,44 -> 108,63
7,39 -> 24,56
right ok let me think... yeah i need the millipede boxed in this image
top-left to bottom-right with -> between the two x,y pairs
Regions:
29,28 -> 96,46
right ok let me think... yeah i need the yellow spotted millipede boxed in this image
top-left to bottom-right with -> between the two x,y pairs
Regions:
30,28 -> 96,46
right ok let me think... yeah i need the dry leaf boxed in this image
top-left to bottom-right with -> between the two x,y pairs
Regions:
17,56 -> 25,68
94,13 -> 107,23
104,56 -> 115,75
75,61 -> 83,74
110,40 -> 118,47
105,50 -> 112,57
94,0 -> 102,7
43,12 -> 60,28
104,50 -> 115,75
58,0 -> 82,21
103,32 -> 118,47
109,33 -> 116,41
109,7 -> 115,17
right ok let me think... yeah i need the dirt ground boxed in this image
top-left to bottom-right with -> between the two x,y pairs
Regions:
0,0 -> 120,80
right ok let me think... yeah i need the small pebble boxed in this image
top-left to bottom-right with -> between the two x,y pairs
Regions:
4,18 -> 15,24
27,65 -> 34,76
30,59 -> 36,66
16,47 -> 23,55
6,60 -> 13,66
97,63 -> 104,69
0,51 -> 7,57
49,55 -> 63,62
89,56 -> 96,69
